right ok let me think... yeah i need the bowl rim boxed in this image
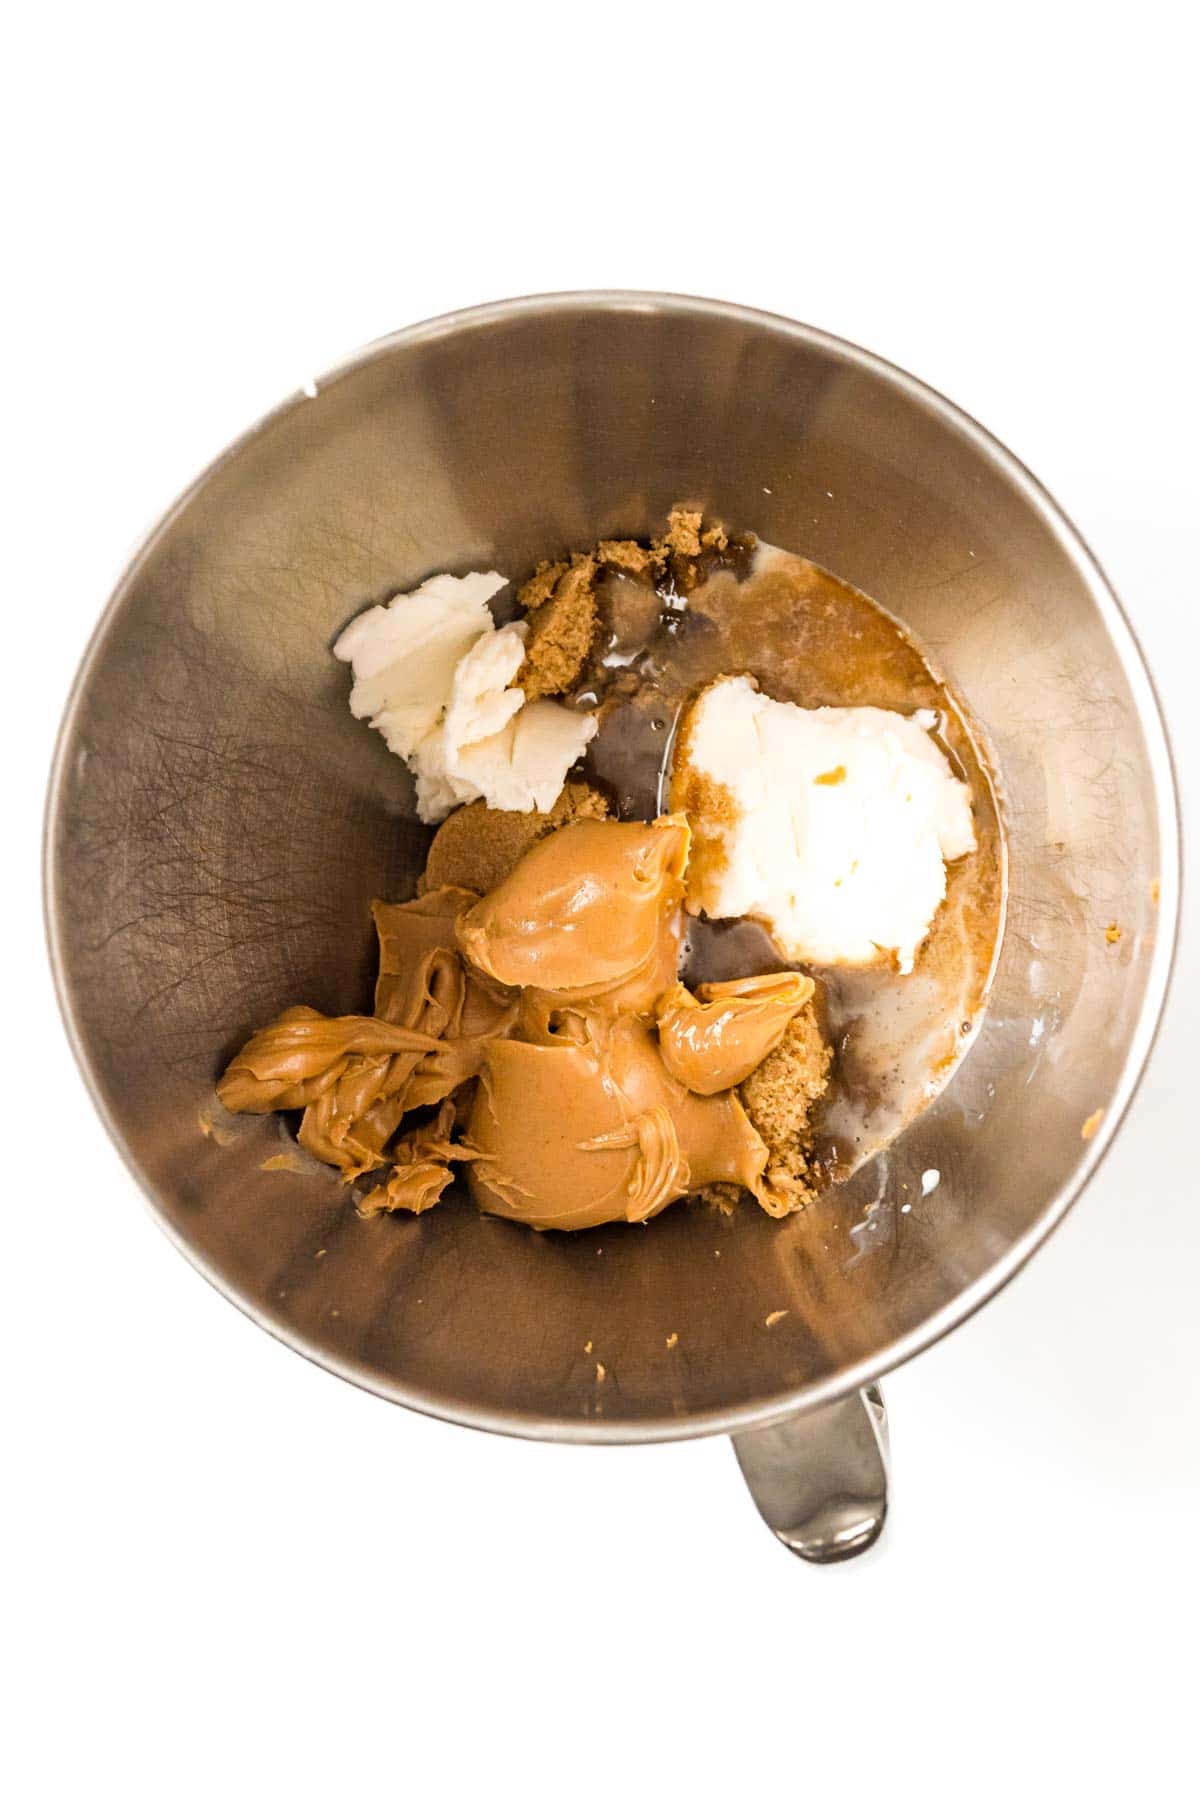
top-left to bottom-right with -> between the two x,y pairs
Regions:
44,289 -> 1183,1444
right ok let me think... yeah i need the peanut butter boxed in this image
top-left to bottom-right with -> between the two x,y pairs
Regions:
466,1014 -> 768,1231
218,813 -> 821,1228
455,816 -> 689,1008
655,971 -> 815,1096
448,820 -> 811,1228
217,1005 -> 446,1179
417,779 -> 610,896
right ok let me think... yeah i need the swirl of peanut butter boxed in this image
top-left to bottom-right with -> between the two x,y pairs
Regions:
452,817 -> 783,1228
656,971 -> 815,1095
217,813 -> 823,1229
455,815 -> 689,1008
217,1005 -> 448,1178
465,1012 -> 768,1230
217,889 -> 520,1185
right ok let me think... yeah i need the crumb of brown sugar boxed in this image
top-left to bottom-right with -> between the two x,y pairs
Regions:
595,1361 -> 606,1383
516,558 -> 565,611
519,552 -> 598,698
597,538 -> 661,578
1104,923 -> 1122,944
1150,878 -> 1161,905
1081,1109 -> 1105,1141
260,1152 -> 305,1173
740,1007 -> 833,1211
668,691 -> 738,890
661,504 -> 703,558
665,1332 -> 679,1349
764,1310 -> 788,1328
419,779 -> 609,894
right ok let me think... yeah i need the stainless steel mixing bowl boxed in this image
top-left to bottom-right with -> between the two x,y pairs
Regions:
46,294 -> 1179,1560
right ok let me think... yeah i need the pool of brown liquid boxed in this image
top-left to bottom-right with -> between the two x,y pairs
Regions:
580,542 -> 1006,1181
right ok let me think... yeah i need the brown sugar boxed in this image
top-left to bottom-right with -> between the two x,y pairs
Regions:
741,1004 -> 831,1139
669,766 -> 736,894
516,509 -> 739,700
597,538 -> 662,578
419,779 -> 610,895
661,505 -> 704,558
739,1004 -> 832,1210
699,1182 -> 742,1216
517,559 -> 567,611
668,682 -> 739,897
651,507 -> 734,588
519,553 -> 598,699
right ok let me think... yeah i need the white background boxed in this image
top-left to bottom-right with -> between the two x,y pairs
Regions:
6,6 -> 1197,1796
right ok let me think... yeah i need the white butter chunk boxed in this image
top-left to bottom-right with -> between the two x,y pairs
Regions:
675,675 -> 976,971
463,699 -> 600,813
333,571 -> 595,822
442,622 -> 529,765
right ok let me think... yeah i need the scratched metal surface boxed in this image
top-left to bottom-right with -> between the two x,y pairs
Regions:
45,296 -> 1178,1440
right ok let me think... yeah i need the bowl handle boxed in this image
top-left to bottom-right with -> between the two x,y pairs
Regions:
731,1385 -> 889,1562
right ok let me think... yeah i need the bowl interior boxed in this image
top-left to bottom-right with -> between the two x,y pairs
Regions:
48,297 -> 1176,1438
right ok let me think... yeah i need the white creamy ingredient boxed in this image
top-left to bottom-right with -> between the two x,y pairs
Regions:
333,571 -> 596,822
678,675 -> 976,971
334,570 -> 506,759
